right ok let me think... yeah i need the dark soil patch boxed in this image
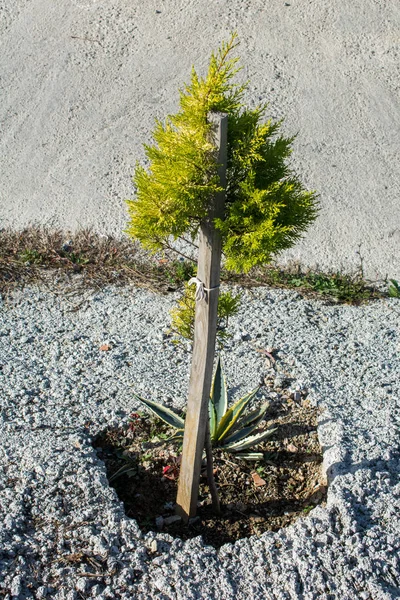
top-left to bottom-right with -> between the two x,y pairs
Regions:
93,395 -> 327,548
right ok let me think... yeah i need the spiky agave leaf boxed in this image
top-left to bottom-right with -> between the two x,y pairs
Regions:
209,398 -> 217,440
132,360 -> 276,460
223,426 -> 277,452
210,356 -> 228,436
133,394 -> 185,430
221,410 -> 267,446
235,452 -> 264,461
215,387 -> 260,442
235,402 -> 270,429
168,430 -> 185,441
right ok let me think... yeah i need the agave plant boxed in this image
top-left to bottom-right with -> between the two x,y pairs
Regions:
134,357 -> 276,460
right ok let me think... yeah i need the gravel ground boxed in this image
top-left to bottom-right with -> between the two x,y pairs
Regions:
0,283 -> 399,599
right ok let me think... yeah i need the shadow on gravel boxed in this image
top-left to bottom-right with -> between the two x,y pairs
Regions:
326,446 -> 399,486
324,448 -> 400,534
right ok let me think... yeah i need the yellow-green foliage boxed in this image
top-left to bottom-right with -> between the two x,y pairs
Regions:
126,33 -> 318,273
170,283 -> 241,342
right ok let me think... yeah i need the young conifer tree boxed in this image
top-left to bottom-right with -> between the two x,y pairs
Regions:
126,33 -> 318,520
126,34 -> 318,272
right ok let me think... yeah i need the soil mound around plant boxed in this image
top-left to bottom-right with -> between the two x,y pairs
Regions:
93,396 -> 327,548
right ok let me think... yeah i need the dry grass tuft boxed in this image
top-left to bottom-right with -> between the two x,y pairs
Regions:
0,225 -> 191,296
0,225 -> 385,304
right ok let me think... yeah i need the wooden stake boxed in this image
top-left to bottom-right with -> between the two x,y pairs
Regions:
175,112 -> 228,522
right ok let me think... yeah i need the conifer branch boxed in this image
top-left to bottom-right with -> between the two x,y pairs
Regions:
178,236 -> 199,250
161,241 -> 197,264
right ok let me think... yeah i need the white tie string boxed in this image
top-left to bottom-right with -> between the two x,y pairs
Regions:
188,277 -> 220,302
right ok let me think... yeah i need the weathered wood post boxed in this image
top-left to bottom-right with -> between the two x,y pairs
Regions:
175,112 -> 228,522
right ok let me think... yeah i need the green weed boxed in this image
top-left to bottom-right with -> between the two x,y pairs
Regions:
388,279 -> 400,298
18,249 -> 44,265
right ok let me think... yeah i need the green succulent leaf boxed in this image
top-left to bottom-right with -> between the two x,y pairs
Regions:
223,427 -> 277,452
168,429 -> 185,441
215,386 -> 259,442
133,394 -> 185,430
235,452 -> 264,461
235,402 -> 270,429
209,398 -> 217,440
210,356 -> 228,429
222,412 -> 266,446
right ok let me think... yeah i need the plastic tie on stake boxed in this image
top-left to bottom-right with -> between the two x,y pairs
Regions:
188,277 -> 220,302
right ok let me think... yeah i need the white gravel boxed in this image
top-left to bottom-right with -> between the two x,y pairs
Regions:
0,283 -> 399,599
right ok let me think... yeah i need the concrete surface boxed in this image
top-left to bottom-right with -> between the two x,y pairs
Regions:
0,0 -> 399,280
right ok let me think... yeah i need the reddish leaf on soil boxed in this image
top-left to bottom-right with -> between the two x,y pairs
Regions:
251,472 -> 266,487
163,463 -> 179,480
163,473 -> 176,480
99,344 -> 111,351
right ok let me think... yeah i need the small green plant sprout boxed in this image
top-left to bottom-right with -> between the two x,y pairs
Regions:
388,279 -> 400,298
170,283 -> 241,343
19,249 -> 43,265
109,453 -> 138,483
134,357 -> 275,459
